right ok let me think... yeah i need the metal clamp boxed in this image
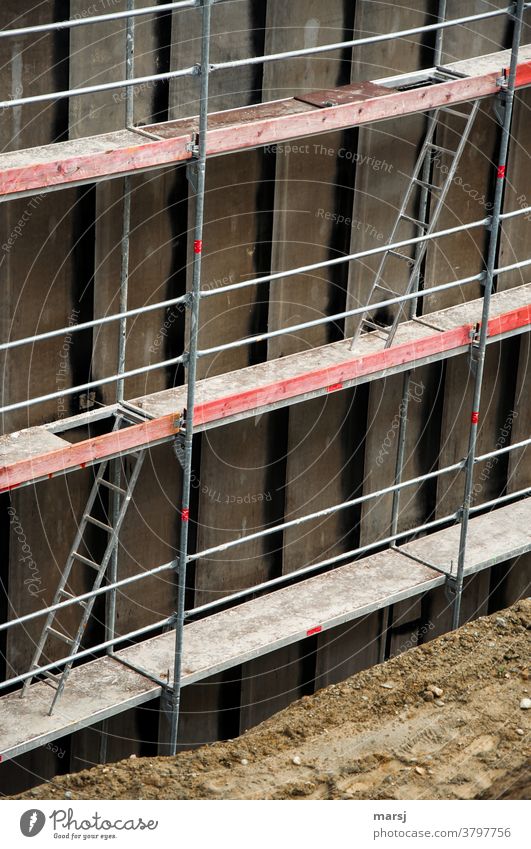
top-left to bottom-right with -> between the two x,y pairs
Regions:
180,292 -> 193,310
468,322 -> 481,374
186,132 -> 200,158
494,87 -> 508,125
444,573 -> 457,604
186,161 -> 200,193
173,411 -> 187,468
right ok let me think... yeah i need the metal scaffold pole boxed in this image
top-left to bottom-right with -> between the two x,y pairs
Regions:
102,0 -> 136,764
451,0 -> 525,629
106,0 -> 135,654
168,0 -> 213,755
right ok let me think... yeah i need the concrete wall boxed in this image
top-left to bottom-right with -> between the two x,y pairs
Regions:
0,2 -> 95,676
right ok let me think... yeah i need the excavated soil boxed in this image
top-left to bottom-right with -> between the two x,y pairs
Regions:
13,600 -> 531,800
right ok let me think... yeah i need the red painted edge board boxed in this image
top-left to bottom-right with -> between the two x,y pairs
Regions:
3,55 -> 530,198
204,73 -> 500,158
1,302 -> 529,493
0,136 -> 194,197
0,413 -> 180,494
193,304 -> 531,429
512,60 -> 531,87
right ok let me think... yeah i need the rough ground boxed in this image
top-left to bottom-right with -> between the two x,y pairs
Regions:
14,600 -> 531,801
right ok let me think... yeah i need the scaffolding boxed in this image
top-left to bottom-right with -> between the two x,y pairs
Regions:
0,0 -> 530,760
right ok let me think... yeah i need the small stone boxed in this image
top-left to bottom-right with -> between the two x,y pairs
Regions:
434,700 -> 445,707
423,690 -> 434,702
361,695 -> 369,701
519,698 -> 531,710
102,768 -> 109,774
129,754 -> 137,759
292,756 -> 301,766
516,728 -> 524,736
64,791 -> 72,799
240,759 -> 248,766
414,766 -> 426,776
428,685 -> 444,698
495,616 -> 508,627
381,682 -> 394,689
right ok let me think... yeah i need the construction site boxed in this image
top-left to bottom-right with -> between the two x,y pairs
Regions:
1,0 -> 530,799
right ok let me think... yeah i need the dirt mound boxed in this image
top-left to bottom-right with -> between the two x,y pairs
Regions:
13,600 -> 531,800
477,761 -> 531,799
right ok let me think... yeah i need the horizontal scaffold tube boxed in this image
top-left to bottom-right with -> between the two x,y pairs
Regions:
3,434 -> 531,637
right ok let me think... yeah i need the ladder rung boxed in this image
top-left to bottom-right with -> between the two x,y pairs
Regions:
440,106 -> 472,119
59,589 -> 88,608
42,671 -> 60,689
73,551 -> 102,570
400,213 -> 428,229
388,249 -> 415,264
413,177 -> 441,192
117,405 -> 150,425
46,626 -> 72,645
427,143 -> 456,156
99,479 -> 127,496
84,515 -> 114,533
362,319 -> 390,333
121,416 -> 146,427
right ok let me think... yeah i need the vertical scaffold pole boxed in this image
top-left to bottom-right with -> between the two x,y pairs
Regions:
106,0 -> 135,654
101,0 -> 135,764
451,0 -> 525,629
390,0 -> 447,540
99,0 -> 135,763
168,0 -> 213,755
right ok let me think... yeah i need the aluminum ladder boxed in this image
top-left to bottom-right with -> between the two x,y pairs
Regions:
21,404 -> 148,714
350,98 -> 480,349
